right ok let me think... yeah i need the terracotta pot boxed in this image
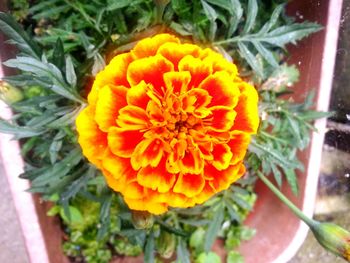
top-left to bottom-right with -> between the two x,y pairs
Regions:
0,0 -> 343,262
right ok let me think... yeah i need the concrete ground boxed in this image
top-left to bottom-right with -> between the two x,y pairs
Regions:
0,157 -> 29,263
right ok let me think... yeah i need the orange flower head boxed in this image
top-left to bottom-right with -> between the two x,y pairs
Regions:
76,34 -> 259,214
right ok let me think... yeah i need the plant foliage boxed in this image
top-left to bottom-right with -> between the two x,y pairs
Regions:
0,0 -> 327,262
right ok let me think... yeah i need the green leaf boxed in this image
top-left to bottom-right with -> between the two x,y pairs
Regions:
106,0 -> 144,11
49,139 -> 62,164
31,148 -> 82,187
252,41 -> 279,68
98,191 -> 112,239
0,12 -> 41,59
189,228 -> 206,252
61,166 -> 95,201
0,119 -> 45,138
29,0 -> 61,13
59,205 -> 84,224
196,252 -> 221,263
227,0 -> 243,36
226,251 -> 244,263
242,0 -> 258,34
284,168 -> 299,195
52,38 -> 65,69
238,42 -> 264,78
32,5 -> 70,20
204,204 -> 224,251
47,106 -> 81,128
264,22 -> 322,48
65,56 -> 77,87
176,238 -> 191,263
201,0 -> 218,41
4,57 -> 83,102
299,110 -> 332,120
144,232 -> 155,263
258,4 -> 285,34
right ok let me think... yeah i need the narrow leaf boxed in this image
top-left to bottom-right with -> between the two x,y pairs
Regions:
65,56 -> 77,87
0,12 -> 41,59
238,42 -> 264,78
204,204 -> 224,251
242,0 -> 258,34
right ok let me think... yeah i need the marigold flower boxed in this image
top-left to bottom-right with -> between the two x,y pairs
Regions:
76,34 -> 259,214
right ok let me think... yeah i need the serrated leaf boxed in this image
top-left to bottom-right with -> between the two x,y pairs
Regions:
252,41 -> 279,68
0,12 -> 41,59
238,42 -> 264,78
227,0 -> 243,36
264,22 -> 322,48
271,163 -> 282,187
4,57 -> 83,102
201,0 -> 218,41
284,168 -> 299,195
224,200 -> 241,222
204,204 -> 224,251
258,4 -> 285,34
243,0 -> 258,34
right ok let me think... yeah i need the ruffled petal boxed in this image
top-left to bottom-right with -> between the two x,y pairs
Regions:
211,143 -> 233,170
228,131 -> 251,165
149,190 -> 189,208
76,106 -> 107,168
157,42 -> 201,70
124,197 -> 168,215
127,55 -> 174,96
183,88 -> 212,118
95,85 -> 127,132
173,173 -> 205,198
123,182 -> 145,199
116,105 -> 150,130
206,106 -> 236,132
205,163 -> 243,192
137,158 -> 176,193
102,149 -> 135,181
192,182 -> 216,204
108,127 -> 144,158
201,48 -> 238,77
126,81 -> 150,109
88,53 -> 133,104
232,82 -> 259,133
131,34 -> 180,59
178,147 -> 204,174
199,71 -> 240,108
131,138 -> 165,170
163,71 -> 191,95
178,55 -> 212,88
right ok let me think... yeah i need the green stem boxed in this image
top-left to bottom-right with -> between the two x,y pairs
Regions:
256,171 -> 316,227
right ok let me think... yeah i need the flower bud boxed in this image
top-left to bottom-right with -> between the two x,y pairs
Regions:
156,231 -> 175,259
131,210 -> 154,229
310,222 -> 350,261
0,81 -> 23,104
